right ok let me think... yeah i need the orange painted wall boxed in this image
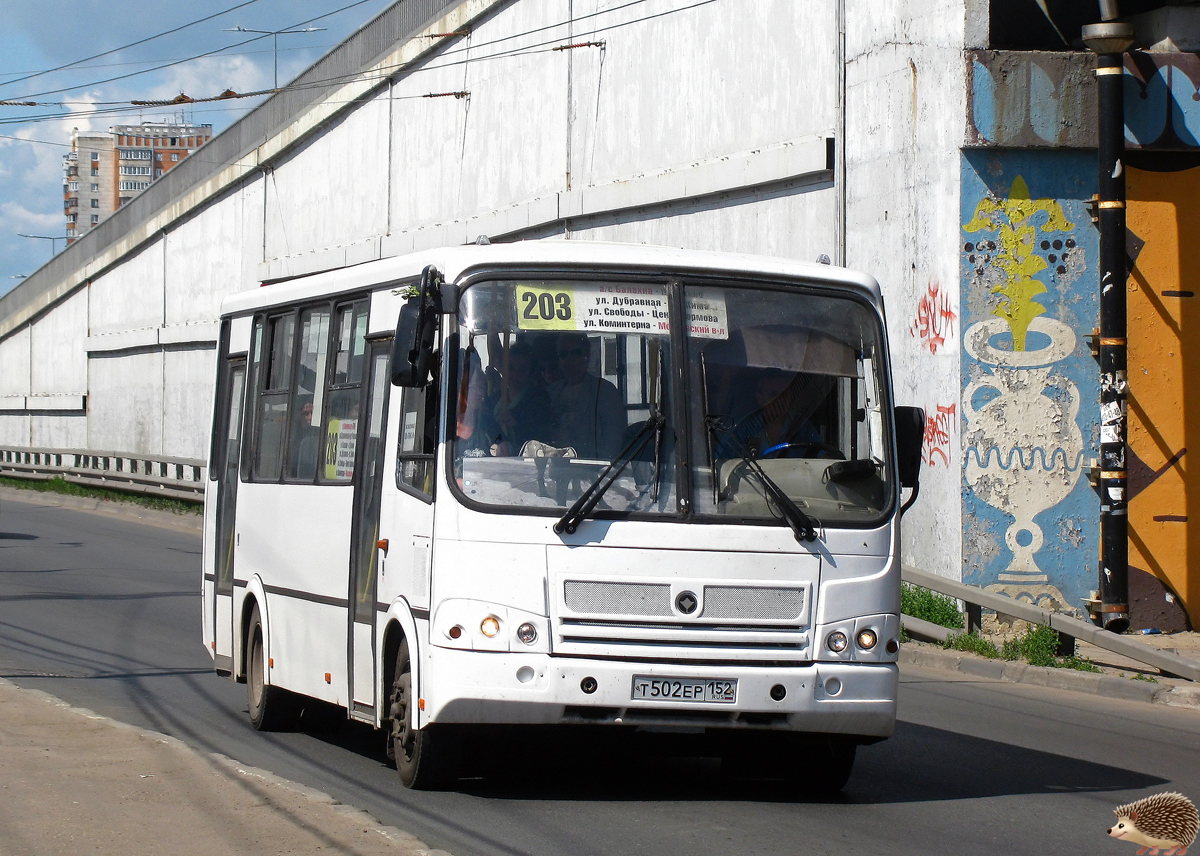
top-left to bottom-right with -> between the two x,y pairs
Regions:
1126,164 -> 1200,628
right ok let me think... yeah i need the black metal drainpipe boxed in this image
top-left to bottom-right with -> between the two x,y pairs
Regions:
1084,4 -> 1135,632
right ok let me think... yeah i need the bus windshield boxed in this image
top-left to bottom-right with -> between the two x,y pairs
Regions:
451,279 -> 892,527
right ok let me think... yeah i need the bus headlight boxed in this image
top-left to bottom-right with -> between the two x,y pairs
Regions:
826,630 -> 848,653
856,629 -> 878,650
516,622 -> 538,645
480,616 -> 501,638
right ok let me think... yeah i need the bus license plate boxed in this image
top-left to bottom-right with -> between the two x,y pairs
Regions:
631,676 -> 738,704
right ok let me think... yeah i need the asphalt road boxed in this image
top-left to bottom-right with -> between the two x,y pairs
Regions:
2,491 -> 1198,856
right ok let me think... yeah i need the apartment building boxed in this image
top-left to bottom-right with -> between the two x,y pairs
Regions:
63,122 -> 212,242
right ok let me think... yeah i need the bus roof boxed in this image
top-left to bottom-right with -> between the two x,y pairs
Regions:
219,241 -> 883,318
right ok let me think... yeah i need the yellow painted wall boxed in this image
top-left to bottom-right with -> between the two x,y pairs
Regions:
1126,165 -> 1200,628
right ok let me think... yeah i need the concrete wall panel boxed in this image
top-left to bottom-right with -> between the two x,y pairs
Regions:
87,351 -> 163,455
0,327 -> 30,396
265,93 -> 390,262
573,0 -> 838,185
390,1 -> 569,230
845,0 -> 966,581
161,347 -> 219,460
89,238 -> 164,337
30,288 -> 87,396
0,415 -> 29,445
567,183 -> 837,262
30,414 -> 86,449
166,180 -> 265,324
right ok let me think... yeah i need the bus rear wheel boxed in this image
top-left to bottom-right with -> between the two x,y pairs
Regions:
389,640 -> 458,789
246,605 -> 299,731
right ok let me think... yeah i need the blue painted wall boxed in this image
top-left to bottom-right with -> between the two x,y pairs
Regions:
960,150 -> 1100,613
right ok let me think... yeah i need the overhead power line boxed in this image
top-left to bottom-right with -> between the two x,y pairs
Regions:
5,0 -> 383,102
0,0 -> 265,91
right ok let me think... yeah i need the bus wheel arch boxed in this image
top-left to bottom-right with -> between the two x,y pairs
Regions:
245,600 -> 300,730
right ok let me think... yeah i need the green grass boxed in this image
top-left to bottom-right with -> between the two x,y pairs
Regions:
0,475 -> 201,516
1131,672 -> 1158,683
901,583 -> 964,629
1001,623 -> 1099,671
943,632 -> 999,658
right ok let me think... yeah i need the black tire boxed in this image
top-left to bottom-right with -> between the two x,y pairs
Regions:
246,604 -> 299,731
789,735 -> 857,795
389,639 -> 459,789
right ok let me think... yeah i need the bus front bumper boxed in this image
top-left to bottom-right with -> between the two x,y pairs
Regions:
421,648 -> 897,738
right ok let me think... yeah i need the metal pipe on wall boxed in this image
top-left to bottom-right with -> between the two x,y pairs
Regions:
1083,6 -> 1135,632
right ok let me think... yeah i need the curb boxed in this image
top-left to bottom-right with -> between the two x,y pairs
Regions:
900,643 -> 1200,709
0,677 -> 453,856
0,484 -> 203,533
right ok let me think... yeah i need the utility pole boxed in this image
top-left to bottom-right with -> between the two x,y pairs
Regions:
222,25 -> 326,89
1082,1 -> 1135,633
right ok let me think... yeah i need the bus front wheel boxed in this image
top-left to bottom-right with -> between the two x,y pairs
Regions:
246,605 -> 299,731
389,640 -> 459,789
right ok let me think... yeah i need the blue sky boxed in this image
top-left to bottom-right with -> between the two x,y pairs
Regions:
0,0 -> 396,296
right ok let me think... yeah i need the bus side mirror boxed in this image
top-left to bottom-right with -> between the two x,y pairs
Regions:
893,406 -> 925,490
391,266 -> 440,387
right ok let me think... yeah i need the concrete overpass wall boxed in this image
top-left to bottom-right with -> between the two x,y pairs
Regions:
0,0 -> 969,580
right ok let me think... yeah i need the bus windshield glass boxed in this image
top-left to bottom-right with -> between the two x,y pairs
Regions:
452,280 -> 675,515
687,285 -> 892,526
451,279 -> 891,527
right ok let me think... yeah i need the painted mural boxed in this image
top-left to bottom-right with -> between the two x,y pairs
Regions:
1125,160 -> 1200,629
960,151 -> 1099,614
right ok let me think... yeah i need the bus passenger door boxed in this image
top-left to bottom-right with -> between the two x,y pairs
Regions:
213,358 -> 246,675
348,344 -> 390,718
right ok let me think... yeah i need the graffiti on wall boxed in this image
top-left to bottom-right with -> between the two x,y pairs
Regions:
961,152 -> 1099,614
923,403 -> 956,467
910,281 -> 957,354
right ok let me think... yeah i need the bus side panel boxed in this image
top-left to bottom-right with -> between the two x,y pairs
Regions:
235,481 -> 354,705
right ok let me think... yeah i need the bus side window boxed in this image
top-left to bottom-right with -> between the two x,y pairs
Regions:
253,312 -> 296,481
284,307 -> 331,481
396,381 -> 438,498
322,301 -> 369,482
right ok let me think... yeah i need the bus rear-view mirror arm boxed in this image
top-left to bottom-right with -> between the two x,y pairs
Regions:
893,405 -> 924,515
391,265 -> 443,387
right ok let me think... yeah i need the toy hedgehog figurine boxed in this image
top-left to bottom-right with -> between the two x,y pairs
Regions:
1108,792 -> 1198,855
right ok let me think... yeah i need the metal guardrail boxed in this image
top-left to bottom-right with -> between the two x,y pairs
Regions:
901,565 -> 1200,682
0,446 -> 206,503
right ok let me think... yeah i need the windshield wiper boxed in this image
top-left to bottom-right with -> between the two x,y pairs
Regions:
554,414 -> 665,535
704,415 -> 819,543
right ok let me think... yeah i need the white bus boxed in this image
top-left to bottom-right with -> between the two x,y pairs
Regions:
202,241 -> 924,792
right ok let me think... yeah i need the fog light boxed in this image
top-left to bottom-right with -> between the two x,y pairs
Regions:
856,629 -> 878,650
448,625 -> 462,639
516,622 -> 538,644
480,616 -> 500,638
769,683 -> 787,701
826,630 -> 848,653
885,638 -> 899,654
581,676 -> 598,694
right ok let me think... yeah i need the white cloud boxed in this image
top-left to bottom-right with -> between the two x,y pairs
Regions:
1,199 -> 62,232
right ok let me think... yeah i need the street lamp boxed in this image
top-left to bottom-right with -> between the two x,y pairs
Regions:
1082,1 -> 1135,633
222,25 -> 327,89
17,233 -> 65,257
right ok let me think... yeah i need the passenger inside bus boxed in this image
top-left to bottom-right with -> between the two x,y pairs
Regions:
738,370 -> 827,458
488,341 -> 551,456
288,397 -> 320,479
547,333 -> 625,460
